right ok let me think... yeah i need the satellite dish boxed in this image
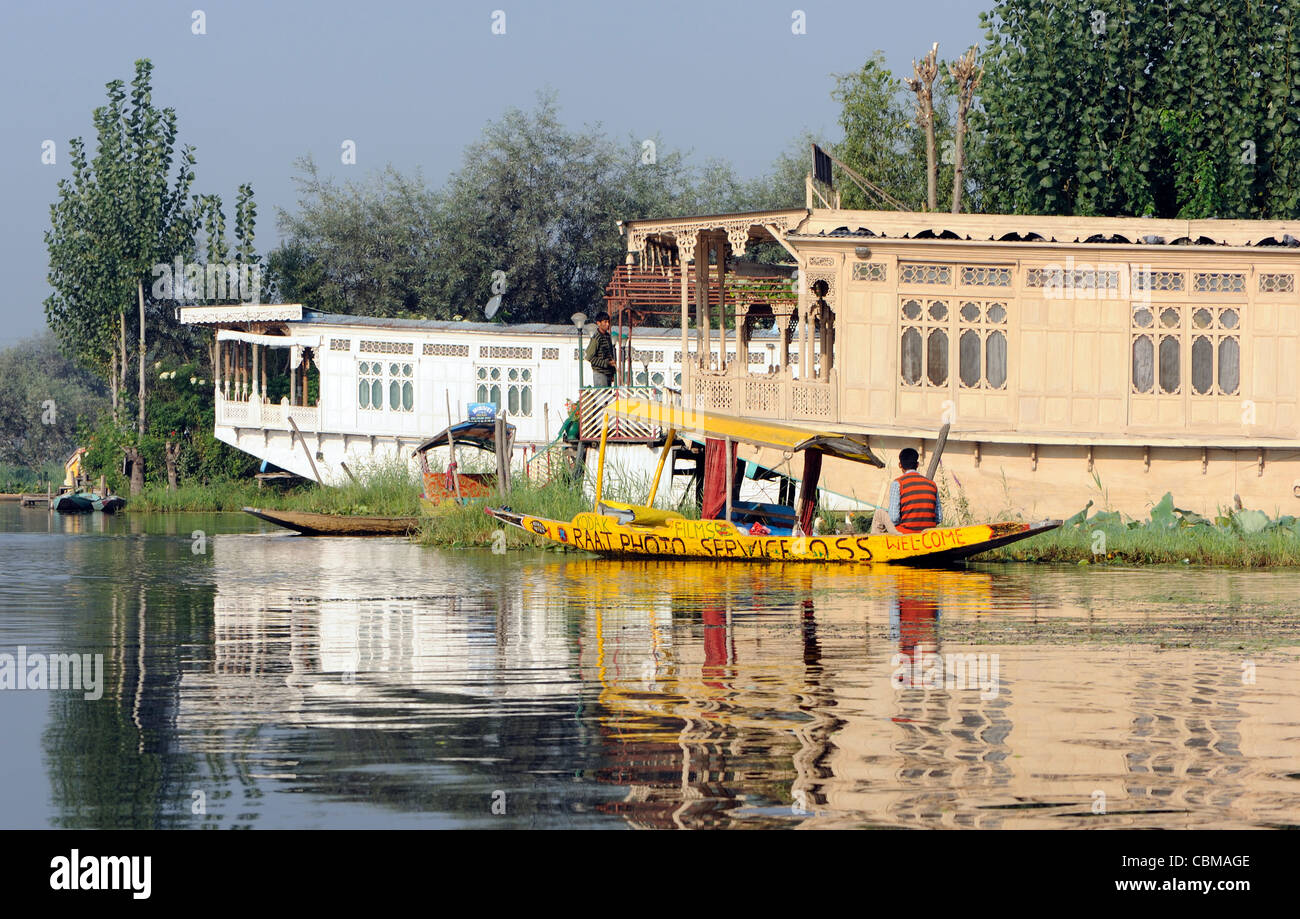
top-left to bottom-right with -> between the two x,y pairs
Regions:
484,295 -> 502,319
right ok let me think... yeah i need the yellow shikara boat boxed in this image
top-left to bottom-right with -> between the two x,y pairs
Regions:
486,398 -> 1060,566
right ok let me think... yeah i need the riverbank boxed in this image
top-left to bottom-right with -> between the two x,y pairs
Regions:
126,465 -> 421,517
981,494 -> 1300,566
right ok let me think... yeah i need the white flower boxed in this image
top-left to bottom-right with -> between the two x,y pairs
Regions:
154,361 -> 162,370
190,377 -> 197,385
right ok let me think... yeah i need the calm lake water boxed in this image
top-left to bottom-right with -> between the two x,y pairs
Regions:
1,501 -> 1298,829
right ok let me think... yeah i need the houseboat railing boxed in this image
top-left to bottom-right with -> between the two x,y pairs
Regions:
577,386 -> 668,441
215,390 -> 320,431
681,365 -> 838,424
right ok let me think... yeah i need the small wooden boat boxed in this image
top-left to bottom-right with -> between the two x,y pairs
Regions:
52,491 -> 126,514
413,419 -> 514,513
242,507 -> 419,536
487,398 -> 1061,566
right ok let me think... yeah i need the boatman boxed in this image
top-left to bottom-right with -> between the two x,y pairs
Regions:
872,447 -> 942,534
585,311 -> 616,387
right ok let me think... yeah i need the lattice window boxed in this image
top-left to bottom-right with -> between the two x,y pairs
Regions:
359,340 -> 414,354
1025,267 -> 1120,292
955,301 -> 1009,390
632,370 -> 668,386
1259,273 -> 1294,293
899,298 -> 950,387
1131,269 -> 1184,292
1131,305 -> 1240,396
899,263 -> 952,285
358,360 -> 413,411
541,347 -> 560,360
959,266 -> 1012,287
330,338 -> 351,351
1193,272 -> 1245,293
476,366 -> 533,416
422,342 -> 470,357
479,345 -> 532,360
357,361 -> 383,410
852,261 -> 888,282
629,349 -> 664,362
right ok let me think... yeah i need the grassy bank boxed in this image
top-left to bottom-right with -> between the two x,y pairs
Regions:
982,493 -> 1300,566
415,479 -> 589,549
126,462 -> 422,516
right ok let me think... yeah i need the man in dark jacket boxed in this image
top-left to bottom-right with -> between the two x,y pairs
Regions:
585,311 -> 615,387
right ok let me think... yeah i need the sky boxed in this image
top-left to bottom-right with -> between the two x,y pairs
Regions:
0,0 -> 989,348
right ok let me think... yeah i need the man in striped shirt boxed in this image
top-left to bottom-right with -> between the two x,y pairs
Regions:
871,448 -> 942,534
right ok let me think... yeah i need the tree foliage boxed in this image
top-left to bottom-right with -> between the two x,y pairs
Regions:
45,59 -> 201,437
0,335 -> 109,469
976,0 -> 1300,218
271,93 -> 804,324
830,51 -> 961,211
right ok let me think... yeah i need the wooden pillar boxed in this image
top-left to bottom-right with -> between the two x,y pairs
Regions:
290,347 -> 296,405
679,242 -> 690,382
215,337 -> 222,396
260,345 -> 267,401
780,315 -> 791,372
717,238 -> 727,371
252,341 -> 260,399
695,236 -> 709,368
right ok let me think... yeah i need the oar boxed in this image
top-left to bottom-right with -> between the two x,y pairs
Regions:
925,423 -> 951,481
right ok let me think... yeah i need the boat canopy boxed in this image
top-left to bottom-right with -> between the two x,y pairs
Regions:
607,398 -> 885,468
413,420 -> 516,456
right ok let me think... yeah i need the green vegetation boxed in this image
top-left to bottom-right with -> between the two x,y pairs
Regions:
127,460 -> 421,516
985,493 -> 1300,567
977,1 -> 1300,218
415,479 -> 589,549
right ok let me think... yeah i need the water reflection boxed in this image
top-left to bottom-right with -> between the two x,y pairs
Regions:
8,501 -> 1297,829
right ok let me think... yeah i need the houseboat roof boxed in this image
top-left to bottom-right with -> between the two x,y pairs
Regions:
617,207 -> 1300,250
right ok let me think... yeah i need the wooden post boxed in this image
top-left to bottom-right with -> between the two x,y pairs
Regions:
495,414 -> 511,498
680,243 -> 690,386
288,416 -> 322,485
339,461 -> 360,485
446,391 -> 462,503
724,435 -> 734,528
717,239 -> 727,371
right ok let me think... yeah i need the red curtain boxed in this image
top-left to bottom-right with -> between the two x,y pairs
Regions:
797,449 -> 823,534
701,438 -> 738,520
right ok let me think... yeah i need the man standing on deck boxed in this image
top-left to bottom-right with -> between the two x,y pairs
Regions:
585,311 -> 616,387
871,447 -> 942,534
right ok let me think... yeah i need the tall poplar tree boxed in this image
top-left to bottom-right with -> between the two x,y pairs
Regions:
45,59 -> 199,487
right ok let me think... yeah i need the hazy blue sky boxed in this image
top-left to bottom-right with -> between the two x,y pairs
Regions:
0,0 -> 988,347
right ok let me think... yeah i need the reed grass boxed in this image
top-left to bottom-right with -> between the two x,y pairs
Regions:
127,459 -> 422,516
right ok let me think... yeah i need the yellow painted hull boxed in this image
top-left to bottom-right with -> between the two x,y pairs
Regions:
485,508 -> 1061,565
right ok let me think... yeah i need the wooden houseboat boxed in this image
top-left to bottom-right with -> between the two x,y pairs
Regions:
613,207 -> 1300,518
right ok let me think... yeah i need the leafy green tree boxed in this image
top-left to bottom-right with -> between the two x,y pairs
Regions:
45,59 -> 200,488
976,0 -> 1300,218
830,51 -> 959,211
270,93 -> 801,324
0,334 -> 109,470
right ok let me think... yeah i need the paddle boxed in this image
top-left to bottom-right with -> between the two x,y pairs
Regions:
925,423 -> 951,481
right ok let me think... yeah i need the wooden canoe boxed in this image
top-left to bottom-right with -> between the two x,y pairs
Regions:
242,507 -> 419,536
485,506 -> 1061,566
